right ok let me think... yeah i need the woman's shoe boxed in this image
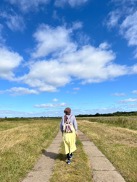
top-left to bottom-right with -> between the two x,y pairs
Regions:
66,160 -> 71,164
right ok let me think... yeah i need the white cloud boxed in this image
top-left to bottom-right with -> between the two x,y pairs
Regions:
60,102 -> 66,106
120,98 -> 137,103
0,24 -> 5,43
23,44 -> 129,91
130,64 -> 137,73
7,0 -> 50,12
113,92 -> 126,96
120,11 -> 137,46
73,87 -> 80,90
0,87 -> 39,95
0,12 -> 25,31
34,102 -> 66,108
0,47 -> 23,80
35,103 -> 54,108
107,2 -> 137,57
0,109 -> 52,117
55,0 -> 88,7
53,98 -> 58,102
111,0 -> 136,5
72,21 -> 83,30
0,110 -> 29,117
0,23 -> 134,93
22,60 -> 71,92
107,10 -> 121,28
32,24 -> 76,58
99,42 -> 111,50
134,49 -> 137,58
132,90 -> 137,94
20,24 -> 137,92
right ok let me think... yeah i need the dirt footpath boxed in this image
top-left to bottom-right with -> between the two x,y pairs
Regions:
22,130 -> 126,182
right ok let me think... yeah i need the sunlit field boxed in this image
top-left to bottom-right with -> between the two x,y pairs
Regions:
78,116 -> 137,182
77,116 -> 137,130
1,116 -> 137,182
0,119 -> 59,182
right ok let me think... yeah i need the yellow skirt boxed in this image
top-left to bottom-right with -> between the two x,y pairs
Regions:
63,130 -> 76,154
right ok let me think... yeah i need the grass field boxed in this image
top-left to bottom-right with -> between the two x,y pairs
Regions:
78,118 -> 137,182
1,116 -> 137,182
77,116 -> 137,130
0,119 -> 60,182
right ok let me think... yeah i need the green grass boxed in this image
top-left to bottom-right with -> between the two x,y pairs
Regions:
78,120 -> 137,182
50,139 -> 92,182
77,116 -> 137,130
0,121 -> 26,131
0,119 -> 60,182
2,116 -> 136,182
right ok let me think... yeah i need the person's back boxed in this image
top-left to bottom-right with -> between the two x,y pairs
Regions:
60,107 -> 78,164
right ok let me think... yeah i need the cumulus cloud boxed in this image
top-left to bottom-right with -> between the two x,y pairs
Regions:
21,60 -> 71,92
55,0 -> 88,7
0,87 -> 39,95
0,47 -> 23,80
7,0 -> 50,12
23,44 -> 129,91
1,23 -> 136,93
32,24 -> 77,58
0,12 -> 25,31
20,24 -> 137,92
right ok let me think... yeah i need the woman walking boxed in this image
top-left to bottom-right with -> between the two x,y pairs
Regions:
60,107 -> 78,164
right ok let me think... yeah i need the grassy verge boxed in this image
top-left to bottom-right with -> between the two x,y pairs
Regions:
50,139 -> 92,182
77,116 -> 137,130
78,120 -> 137,182
0,119 -> 59,182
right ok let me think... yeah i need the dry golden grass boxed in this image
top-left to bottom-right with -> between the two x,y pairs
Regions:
0,119 -> 59,182
0,121 -> 25,131
78,120 -> 137,182
0,123 -> 56,152
77,116 -> 137,130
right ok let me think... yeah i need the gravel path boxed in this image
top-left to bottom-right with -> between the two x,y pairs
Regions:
22,130 -> 126,182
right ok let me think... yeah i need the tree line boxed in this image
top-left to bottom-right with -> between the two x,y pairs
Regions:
76,111 -> 137,117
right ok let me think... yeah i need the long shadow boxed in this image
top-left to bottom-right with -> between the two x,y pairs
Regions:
41,149 -> 66,161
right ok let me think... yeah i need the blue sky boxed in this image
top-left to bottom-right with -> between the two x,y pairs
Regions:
0,0 -> 137,117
